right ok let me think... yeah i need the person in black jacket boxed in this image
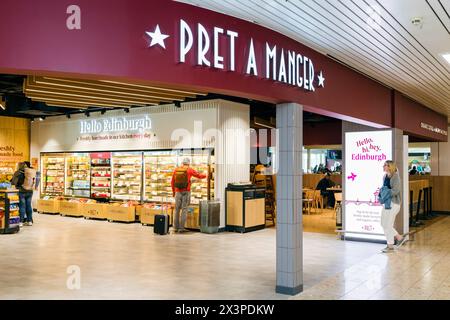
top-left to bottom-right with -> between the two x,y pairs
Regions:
315,173 -> 336,208
11,161 -> 35,227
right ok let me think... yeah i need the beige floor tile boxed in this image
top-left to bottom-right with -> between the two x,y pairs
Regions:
2,213 -> 450,300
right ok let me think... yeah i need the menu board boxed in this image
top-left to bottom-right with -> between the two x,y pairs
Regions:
344,130 -> 392,241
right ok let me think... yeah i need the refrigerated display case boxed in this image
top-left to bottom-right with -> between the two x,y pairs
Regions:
111,152 -> 142,201
90,152 -> 111,200
144,151 -> 178,203
179,149 -> 215,205
65,153 -> 90,197
143,149 -> 215,204
41,153 -> 65,196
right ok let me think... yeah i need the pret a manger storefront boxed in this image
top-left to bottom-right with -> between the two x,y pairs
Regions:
31,100 -> 250,227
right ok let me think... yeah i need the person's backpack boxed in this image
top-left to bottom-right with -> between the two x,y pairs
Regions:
173,168 -> 189,189
21,168 -> 37,191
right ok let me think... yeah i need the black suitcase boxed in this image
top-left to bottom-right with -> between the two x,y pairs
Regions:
154,214 -> 169,235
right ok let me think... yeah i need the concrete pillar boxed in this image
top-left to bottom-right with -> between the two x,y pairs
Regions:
275,103 -> 303,295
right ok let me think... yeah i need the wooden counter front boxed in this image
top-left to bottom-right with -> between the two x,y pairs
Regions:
226,188 -> 265,233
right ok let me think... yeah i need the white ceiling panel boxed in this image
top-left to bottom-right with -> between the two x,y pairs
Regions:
178,0 -> 450,119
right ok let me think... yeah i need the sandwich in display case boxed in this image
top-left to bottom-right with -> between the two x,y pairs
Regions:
65,153 -> 90,197
90,152 -> 111,200
41,153 -> 65,196
111,152 -> 142,201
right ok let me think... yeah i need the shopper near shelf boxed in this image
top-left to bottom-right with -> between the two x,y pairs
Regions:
11,161 -> 38,227
379,160 -> 407,253
171,158 -> 207,233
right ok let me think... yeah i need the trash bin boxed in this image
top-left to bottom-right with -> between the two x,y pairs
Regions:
200,200 -> 220,234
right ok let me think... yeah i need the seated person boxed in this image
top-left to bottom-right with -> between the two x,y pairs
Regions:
409,166 -> 418,175
315,173 -> 336,208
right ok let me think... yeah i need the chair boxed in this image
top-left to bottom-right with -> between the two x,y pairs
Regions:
303,190 -> 315,215
313,190 -> 323,213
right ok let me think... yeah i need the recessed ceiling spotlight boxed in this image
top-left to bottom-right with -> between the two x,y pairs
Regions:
411,17 -> 424,28
442,53 -> 450,65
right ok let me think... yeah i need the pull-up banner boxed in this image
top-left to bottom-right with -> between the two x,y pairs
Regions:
344,130 -> 393,241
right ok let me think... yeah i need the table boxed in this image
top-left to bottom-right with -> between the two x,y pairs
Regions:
327,187 -> 342,192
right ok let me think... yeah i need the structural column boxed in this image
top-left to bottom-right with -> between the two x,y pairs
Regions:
275,103 -> 303,295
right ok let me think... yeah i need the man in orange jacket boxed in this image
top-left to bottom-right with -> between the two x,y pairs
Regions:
171,157 -> 206,233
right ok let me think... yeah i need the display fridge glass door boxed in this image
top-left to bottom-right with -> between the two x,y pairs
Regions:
143,150 -> 177,203
111,152 -> 143,201
65,153 -> 91,198
90,152 -> 112,200
178,149 -> 213,205
41,153 -> 66,196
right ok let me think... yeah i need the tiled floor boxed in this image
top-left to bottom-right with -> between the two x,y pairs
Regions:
293,215 -> 450,300
303,208 -> 337,234
0,213 -> 382,300
1,213 -> 448,300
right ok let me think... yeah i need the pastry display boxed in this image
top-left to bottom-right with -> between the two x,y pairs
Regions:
111,152 -> 142,201
41,154 -> 65,195
65,153 -> 90,197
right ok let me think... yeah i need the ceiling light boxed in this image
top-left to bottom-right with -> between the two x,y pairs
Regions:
39,117 -> 45,121
442,53 -> 450,65
411,17 -> 424,28
254,117 -> 276,129
0,96 -> 5,110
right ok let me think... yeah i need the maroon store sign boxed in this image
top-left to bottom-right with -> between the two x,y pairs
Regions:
145,21 -> 325,93
1,0 -> 445,136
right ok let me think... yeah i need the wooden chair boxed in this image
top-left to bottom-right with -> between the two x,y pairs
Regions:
303,190 -> 315,215
313,190 -> 323,213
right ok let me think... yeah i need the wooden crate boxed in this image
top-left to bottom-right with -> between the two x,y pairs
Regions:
186,206 -> 200,230
82,203 -> 108,220
59,200 -> 83,217
135,205 -> 143,217
106,205 -> 136,223
37,199 -> 60,214
140,207 -> 173,226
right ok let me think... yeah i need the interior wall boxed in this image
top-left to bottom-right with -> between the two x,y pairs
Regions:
0,116 -> 30,168
214,100 -> 251,227
303,120 -> 342,146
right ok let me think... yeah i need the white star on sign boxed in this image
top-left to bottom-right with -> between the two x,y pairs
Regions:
318,71 -> 325,88
146,25 -> 169,49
